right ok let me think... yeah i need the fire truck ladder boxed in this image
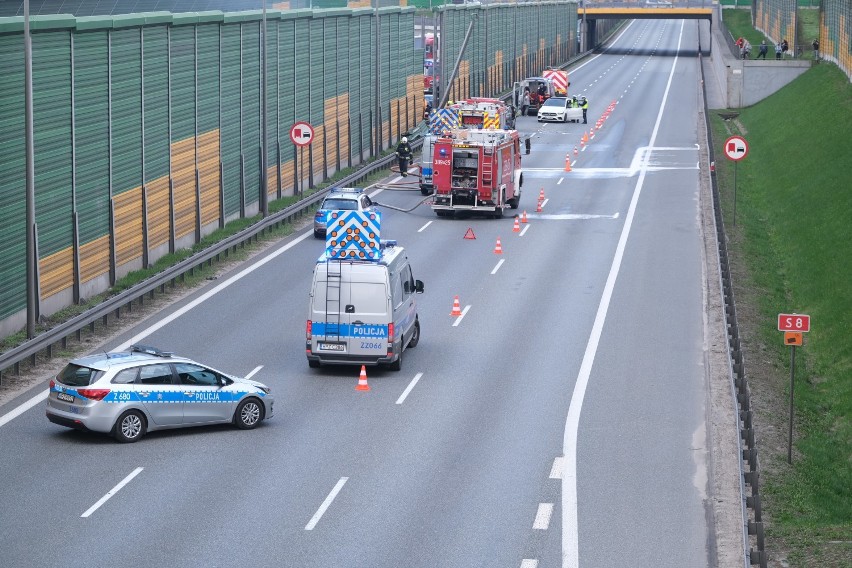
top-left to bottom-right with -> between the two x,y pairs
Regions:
481,159 -> 493,189
324,261 -> 343,340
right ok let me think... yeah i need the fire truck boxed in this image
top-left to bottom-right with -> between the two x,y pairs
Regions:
419,98 -> 516,196
454,98 -> 515,130
542,68 -> 570,96
430,129 -> 524,218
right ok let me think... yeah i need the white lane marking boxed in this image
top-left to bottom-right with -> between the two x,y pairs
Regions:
549,457 -> 564,479
418,220 -> 433,232
396,372 -> 424,405
115,230 -> 314,352
541,198 -> 549,208
520,225 -> 530,237
521,560 -> 539,568
81,467 -> 144,518
305,477 -> 348,531
245,365 -> 263,380
557,177 -> 564,185
533,503 -> 554,530
562,19 -> 685,568
491,259 -> 505,275
0,390 -> 48,429
452,305 -> 471,327
532,213 -> 618,221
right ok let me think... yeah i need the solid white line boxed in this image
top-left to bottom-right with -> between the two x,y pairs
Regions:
452,305 -> 471,327
396,372 -> 424,405
244,365 -> 263,380
305,477 -> 348,530
521,560 -> 539,568
0,389 -> 48,429
549,456 -> 564,479
533,503 -> 554,530
418,220 -> 433,232
562,20 -> 685,568
491,259 -> 505,275
520,225 -> 530,237
81,467 -> 144,518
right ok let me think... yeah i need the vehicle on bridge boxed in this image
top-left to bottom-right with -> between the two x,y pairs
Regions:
430,128 -> 524,218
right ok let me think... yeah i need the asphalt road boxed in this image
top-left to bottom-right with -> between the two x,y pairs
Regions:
0,18 -> 723,568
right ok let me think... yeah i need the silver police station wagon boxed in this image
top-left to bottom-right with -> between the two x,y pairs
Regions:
46,345 -> 274,443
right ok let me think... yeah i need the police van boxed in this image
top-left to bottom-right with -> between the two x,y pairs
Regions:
306,211 -> 424,371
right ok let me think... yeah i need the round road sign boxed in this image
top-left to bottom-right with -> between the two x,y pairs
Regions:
290,122 -> 314,147
724,135 -> 748,161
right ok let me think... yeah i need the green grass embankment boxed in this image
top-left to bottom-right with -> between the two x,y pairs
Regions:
710,63 -> 851,567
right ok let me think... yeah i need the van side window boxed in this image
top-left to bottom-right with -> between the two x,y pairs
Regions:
403,266 -> 416,295
392,273 -> 405,308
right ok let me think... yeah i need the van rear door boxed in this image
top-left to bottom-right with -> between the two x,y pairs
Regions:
345,274 -> 390,359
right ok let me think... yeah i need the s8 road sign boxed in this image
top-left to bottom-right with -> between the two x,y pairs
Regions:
778,313 -> 810,332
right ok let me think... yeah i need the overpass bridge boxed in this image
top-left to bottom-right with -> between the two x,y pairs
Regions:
577,0 -> 714,49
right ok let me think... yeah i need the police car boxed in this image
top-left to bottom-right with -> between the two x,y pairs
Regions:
313,188 -> 377,238
45,345 -> 274,443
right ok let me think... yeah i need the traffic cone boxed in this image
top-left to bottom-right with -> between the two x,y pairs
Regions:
536,199 -> 543,213
573,146 -> 579,156
493,237 -> 503,254
582,131 -> 589,144
450,295 -> 462,316
355,365 -> 370,391
513,216 -> 520,232
521,210 -> 528,223
564,154 -> 572,172
539,188 -> 545,201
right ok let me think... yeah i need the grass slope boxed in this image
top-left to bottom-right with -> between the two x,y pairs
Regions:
711,63 -> 851,566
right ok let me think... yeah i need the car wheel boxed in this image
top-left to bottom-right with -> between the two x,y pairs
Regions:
408,319 -> 420,348
234,398 -> 263,429
114,410 -> 146,443
308,359 -> 320,368
314,230 -> 323,239
420,187 -> 431,196
389,347 -> 402,371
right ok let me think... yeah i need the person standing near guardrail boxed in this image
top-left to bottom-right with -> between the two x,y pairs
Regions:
757,40 -> 768,59
812,38 -> 820,61
396,136 -> 412,177
775,41 -> 783,60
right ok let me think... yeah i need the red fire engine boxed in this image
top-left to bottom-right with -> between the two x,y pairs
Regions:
431,129 -> 524,218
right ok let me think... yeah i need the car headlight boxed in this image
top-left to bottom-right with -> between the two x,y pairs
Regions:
258,386 -> 271,395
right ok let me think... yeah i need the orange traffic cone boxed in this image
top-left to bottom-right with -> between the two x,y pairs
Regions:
513,217 -> 520,232
582,131 -> 589,144
564,155 -> 572,172
355,365 -> 370,391
573,146 -> 579,156
521,210 -> 528,223
450,295 -> 462,316
536,199 -> 543,213
539,188 -> 545,201
493,238 -> 503,254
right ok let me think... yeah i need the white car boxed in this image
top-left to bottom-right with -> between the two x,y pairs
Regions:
537,97 -> 584,123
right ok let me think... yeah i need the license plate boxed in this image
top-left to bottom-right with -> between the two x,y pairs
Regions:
319,343 -> 345,352
57,392 -> 75,403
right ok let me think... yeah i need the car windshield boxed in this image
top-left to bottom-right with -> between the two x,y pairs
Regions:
57,363 -> 105,387
322,198 -> 359,210
542,98 -> 566,107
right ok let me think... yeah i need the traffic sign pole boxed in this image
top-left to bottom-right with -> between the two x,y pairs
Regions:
724,135 -> 749,227
788,344 -> 796,464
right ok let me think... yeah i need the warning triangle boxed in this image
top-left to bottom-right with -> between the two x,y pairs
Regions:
463,228 -> 476,240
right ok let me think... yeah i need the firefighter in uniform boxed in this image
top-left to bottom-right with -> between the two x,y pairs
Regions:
580,96 -> 589,124
396,136 -> 412,177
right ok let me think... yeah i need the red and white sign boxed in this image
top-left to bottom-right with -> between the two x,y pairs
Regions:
778,313 -> 810,332
724,135 -> 749,161
290,122 -> 314,146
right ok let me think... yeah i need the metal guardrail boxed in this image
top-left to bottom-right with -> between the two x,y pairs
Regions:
698,48 -> 767,568
0,147 -> 417,384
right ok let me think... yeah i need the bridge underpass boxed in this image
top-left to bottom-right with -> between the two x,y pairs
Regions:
578,1 -> 713,50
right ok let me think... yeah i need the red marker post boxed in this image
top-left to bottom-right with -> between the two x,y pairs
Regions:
778,313 -> 810,463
